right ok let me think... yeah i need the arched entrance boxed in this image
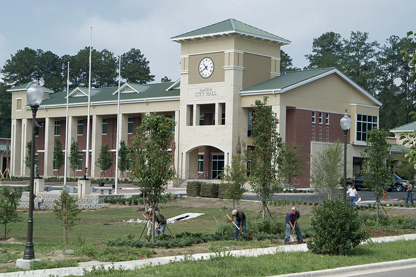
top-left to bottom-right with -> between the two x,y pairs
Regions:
186,146 -> 224,180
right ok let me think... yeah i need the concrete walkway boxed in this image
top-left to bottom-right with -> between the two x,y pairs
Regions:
3,234 -> 416,277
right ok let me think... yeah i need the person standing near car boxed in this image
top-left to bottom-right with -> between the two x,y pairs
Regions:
347,184 -> 361,208
406,181 -> 414,205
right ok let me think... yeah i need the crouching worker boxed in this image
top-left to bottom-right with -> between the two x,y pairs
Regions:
284,206 -> 305,244
154,210 -> 167,237
231,209 -> 246,241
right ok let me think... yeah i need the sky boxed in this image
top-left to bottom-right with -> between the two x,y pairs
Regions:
0,0 -> 414,84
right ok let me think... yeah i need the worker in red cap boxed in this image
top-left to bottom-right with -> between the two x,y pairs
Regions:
284,206 -> 305,244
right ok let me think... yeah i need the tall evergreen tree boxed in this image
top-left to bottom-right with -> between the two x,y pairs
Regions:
305,32 -> 344,69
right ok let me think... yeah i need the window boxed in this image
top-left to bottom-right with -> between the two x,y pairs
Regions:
102,118 -> 108,135
248,111 -> 253,137
212,154 -> 224,179
54,120 -> 61,136
198,154 -> 204,172
199,114 -> 205,125
325,113 -> 329,125
318,112 -> 323,124
312,111 -> 316,123
77,120 -> 83,135
128,117 -> 133,134
35,126 -> 40,136
17,99 -> 22,110
222,113 -> 225,125
77,154 -> 83,170
356,114 -> 378,142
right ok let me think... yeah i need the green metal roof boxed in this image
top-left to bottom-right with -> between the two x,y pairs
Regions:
40,81 -> 180,107
7,82 -> 54,93
240,67 -> 382,107
390,122 -> 416,133
171,18 -> 291,45
390,144 -> 411,154
241,68 -> 336,92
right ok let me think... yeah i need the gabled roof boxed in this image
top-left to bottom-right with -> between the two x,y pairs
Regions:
7,82 -> 54,94
171,18 -> 291,45
40,81 -> 180,108
390,122 -> 416,133
240,68 -> 382,107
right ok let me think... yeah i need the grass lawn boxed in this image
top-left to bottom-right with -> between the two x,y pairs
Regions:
1,197 -> 416,274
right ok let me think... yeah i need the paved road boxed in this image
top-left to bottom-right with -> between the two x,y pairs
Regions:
244,190 -> 410,204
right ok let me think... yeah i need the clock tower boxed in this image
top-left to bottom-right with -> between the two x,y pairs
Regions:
171,18 -> 290,181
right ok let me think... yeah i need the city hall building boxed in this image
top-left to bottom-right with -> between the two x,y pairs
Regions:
9,19 -> 381,188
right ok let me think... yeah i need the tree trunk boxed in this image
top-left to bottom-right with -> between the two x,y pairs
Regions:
262,201 -> 266,221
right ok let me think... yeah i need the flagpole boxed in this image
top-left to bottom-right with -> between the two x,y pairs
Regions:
64,62 -> 70,188
84,26 -> 92,179
114,56 -> 121,194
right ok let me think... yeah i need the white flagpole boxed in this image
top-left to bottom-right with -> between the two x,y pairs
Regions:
64,62 -> 70,188
85,26 -> 92,179
114,56 -> 121,194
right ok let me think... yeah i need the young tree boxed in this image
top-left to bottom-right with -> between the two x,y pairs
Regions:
53,189 -> 81,243
279,142 -> 303,188
245,96 -> 283,220
53,139 -> 65,175
129,114 -> 175,240
0,186 -> 22,239
96,144 -> 113,177
310,142 -> 343,200
118,140 -> 129,178
69,140 -> 79,178
222,137 -> 247,209
361,128 -> 392,224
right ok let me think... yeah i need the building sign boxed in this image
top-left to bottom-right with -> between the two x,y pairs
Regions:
195,88 -> 217,97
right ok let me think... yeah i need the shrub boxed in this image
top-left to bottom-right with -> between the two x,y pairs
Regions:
187,182 -> 201,197
200,183 -> 219,198
218,183 -> 230,199
308,198 -> 369,255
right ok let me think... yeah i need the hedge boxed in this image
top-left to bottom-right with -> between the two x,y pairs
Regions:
200,183 -> 219,198
218,183 -> 230,199
187,182 -> 201,197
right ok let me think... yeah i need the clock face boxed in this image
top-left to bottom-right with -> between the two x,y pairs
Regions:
198,57 -> 214,78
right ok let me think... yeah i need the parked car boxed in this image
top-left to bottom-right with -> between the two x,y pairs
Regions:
344,174 -> 410,192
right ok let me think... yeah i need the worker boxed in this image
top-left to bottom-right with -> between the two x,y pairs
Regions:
231,209 -> 246,241
284,206 -> 305,244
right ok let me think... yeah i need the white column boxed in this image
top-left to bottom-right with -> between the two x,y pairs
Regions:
44,118 -> 54,177
91,115 -> 102,178
10,119 -> 22,176
273,105 -> 286,143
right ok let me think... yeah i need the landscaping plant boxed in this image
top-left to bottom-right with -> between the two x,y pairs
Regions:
0,186 -> 22,239
308,198 -> 369,255
53,189 -> 81,242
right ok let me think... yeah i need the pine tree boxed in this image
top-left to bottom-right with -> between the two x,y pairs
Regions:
53,189 -> 81,242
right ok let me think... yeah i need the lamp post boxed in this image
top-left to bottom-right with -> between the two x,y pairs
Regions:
340,110 -> 352,202
23,81 -> 44,260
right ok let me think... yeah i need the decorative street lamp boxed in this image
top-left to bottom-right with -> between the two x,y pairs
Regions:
340,110 -> 352,202
23,81 -> 44,260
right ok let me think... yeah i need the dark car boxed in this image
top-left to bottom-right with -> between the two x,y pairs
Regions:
387,174 -> 409,192
345,174 -> 410,192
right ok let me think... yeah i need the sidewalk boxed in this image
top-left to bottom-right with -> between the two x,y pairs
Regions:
3,234 -> 416,277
